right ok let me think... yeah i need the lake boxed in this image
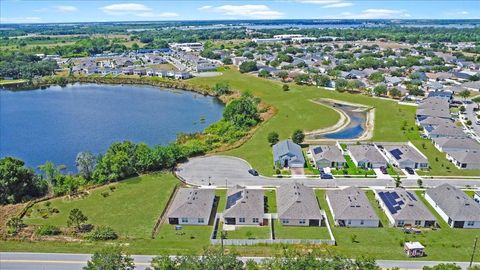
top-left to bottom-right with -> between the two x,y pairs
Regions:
0,83 -> 224,171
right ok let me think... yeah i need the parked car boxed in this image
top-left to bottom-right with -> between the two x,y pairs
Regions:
405,167 -> 415,175
248,169 -> 259,176
320,172 -> 333,179
380,166 -> 388,174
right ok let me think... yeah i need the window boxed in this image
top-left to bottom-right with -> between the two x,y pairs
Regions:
467,221 -> 475,226
181,217 -> 188,223
282,219 -> 289,224
348,220 -> 351,225
299,219 -> 306,224
415,220 -> 422,226
360,220 -> 364,225
398,220 -> 405,226
239,218 -> 245,223
253,218 -> 259,223
198,218 -> 204,223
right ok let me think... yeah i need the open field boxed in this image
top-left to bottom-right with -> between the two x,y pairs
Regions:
189,69 -> 480,176
24,172 -> 179,238
316,189 -> 480,261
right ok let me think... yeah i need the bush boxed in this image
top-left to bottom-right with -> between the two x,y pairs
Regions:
87,226 -> 118,241
36,225 -> 61,236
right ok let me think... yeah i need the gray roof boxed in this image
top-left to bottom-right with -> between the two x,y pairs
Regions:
429,123 -> 466,138
382,144 -> 428,164
426,184 -> 480,221
348,144 -> 387,164
167,188 -> 215,220
448,150 -> 480,165
273,139 -> 305,165
416,97 -> 451,119
277,182 -> 322,220
327,187 -> 379,221
309,145 -> 346,163
433,137 -> 480,151
223,186 -> 264,219
377,188 -> 436,222
418,117 -> 453,127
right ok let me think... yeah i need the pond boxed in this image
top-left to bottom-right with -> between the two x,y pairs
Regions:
0,83 -> 224,171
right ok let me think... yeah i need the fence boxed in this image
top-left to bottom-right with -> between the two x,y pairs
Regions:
150,183 -> 181,239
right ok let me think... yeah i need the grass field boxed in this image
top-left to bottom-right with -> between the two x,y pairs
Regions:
273,220 -> 331,240
0,79 -> 27,85
189,69 -> 480,176
224,225 -> 271,239
315,189 -> 480,261
25,172 -> 178,238
265,189 -> 277,213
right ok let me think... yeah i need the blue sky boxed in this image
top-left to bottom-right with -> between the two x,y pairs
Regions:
1,0 -> 479,23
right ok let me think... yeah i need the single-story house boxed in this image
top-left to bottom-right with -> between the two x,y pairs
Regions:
375,189 -> 436,227
223,185 -> 265,225
347,144 -> 388,169
277,182 -> 323,226
446,150 -> 480,169
167,188 -> 215,225
432,137 -> 480,153
380,143 -> 429,169
426,123 -> 467,139
416,97 -> 451,121
425,184 -> 480,229
326,187 -> 380,227
309,145 -> 346,169
273,140 -> 305,169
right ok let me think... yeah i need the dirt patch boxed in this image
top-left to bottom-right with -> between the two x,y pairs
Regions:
0,203 -> 26,236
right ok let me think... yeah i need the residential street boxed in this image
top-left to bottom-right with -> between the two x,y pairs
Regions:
176,155 -> 480,189
462,100 -> 480,142
0,252 -> 477,270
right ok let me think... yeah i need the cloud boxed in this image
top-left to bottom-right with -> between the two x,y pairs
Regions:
326,8 -> 411,19
0,16 -> 42,23
100,3 -> 178,19
298,0 -> 353,8
458,11 -> 469,15
199,4 -> 284,19
54,5 -> 78,12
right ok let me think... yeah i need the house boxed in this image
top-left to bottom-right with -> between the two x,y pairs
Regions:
309,145 -> 346,169
167,188 -> 215,225
416,97 -> 451,121
379,143 -> 429,169
404,242 -> 425,257
326,187 -> 380,227
232,57 -> 247,66
272,140 -> 305,169
223,186 -> 265,225
375,189 -> 436,227
276,183 -> 323,226
425,184 -> 480,229
347,144 -> 388,169
426,123 -> 467,139
432,137 -> 480,153
427,90 -> 453,103
447,150 -> 480,169
133,68 -> 146,76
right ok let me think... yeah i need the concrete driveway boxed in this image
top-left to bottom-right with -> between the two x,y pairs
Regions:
176,155 -> 480,189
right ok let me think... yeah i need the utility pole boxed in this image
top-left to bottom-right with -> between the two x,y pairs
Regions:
471,237 -> 478,268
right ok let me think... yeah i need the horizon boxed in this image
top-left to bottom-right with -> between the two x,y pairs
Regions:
1,0 -> 480,24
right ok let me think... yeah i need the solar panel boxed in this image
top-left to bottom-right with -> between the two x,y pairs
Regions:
226,191 -> 242,209
313,147 -> 323,155
407,192 -> 417,201
390,149 -> 403,160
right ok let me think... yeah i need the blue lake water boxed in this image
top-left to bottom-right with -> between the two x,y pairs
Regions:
313,102 -> 367,140
0,83 -> 224,171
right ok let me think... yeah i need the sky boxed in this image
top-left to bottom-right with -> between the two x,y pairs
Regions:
1,0 -> 479,24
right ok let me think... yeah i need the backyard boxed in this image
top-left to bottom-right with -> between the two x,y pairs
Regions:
273,220 -> 331,240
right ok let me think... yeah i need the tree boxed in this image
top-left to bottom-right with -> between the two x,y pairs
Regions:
131,43 -> 139,50
373,84 -> 387,96
76,152 -> 96,180
423,263 -> 462,270
213,82 -> 231,96
239,61 -> 257,73
84,246 -> 134,270
395,176 -> 402,188
282,84 -> 289,91
277,70 -> 288,82
6,217 -> 24,235
314,74 -> 331,87
368,71 -> 385,83
390,87 -> 402,98
459,90 -> 471,100
267,132 -> 279,145
292,129 -> 305,144
335,78 -> 348,92
258,69 -> 270,78
0,157 -> 46,205
67,208 -> 88,232
223,93 -> 260,128
294,74 -> 310,85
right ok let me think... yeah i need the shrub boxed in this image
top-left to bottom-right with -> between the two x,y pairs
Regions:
87,226 -> 118,241
36,225 -> 61,236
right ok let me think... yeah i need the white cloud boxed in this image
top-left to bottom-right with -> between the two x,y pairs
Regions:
0,16 -> 42,23
298,0 -> 353,8
199,4 -> 284,19
100,3 -> 178,19
326,8 -> 411,19
458,11 -> 469,15
54,5 -> 78,12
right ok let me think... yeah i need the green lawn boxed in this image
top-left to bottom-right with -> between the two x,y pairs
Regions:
24,172 -> 179,239
223,225 -> 271,240
273,220 -> 331,239
0,79 -> 27,85
265,189 -> 277,213
155,223 -> 212,252
315,189 -> 480,261
215,189 -> 227,213
332,155 -> 376,176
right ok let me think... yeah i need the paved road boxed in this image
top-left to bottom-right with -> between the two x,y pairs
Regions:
0,252 -> 477,270
176,156 -> 480,189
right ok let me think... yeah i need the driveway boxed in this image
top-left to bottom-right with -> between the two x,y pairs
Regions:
176,156 -> 480,189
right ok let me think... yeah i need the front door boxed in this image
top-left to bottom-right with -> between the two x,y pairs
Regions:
309,219 -> 319,226
169,218 -> 179,225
